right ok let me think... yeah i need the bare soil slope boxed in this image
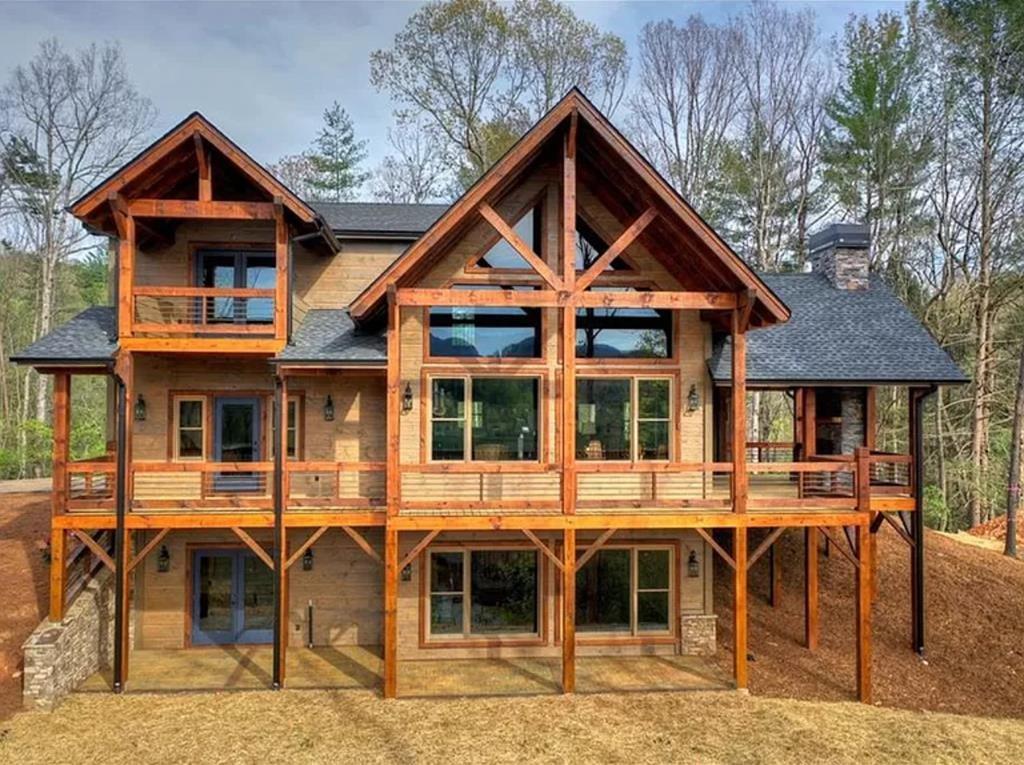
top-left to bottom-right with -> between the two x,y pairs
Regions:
714,525 -> 1024,719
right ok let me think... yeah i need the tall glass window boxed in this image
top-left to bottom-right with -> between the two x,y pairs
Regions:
576,378 -> 671,461
576,547 -> 672,635
429,287 -> 541,358
431,377 -> 539,461
577,289 -> 672,358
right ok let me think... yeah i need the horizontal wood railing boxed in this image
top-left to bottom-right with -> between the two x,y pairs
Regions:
398,463 -> 562,513
868,451 -> 913,496
575,462 -> 733,511
286,461 -> 385,509
745,441 -> 796,463
131,461 -> 274,510
66,457 -> 116,512
131,286 -> 276,336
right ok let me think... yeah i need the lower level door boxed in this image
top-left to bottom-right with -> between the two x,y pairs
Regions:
192,549 -> 274,645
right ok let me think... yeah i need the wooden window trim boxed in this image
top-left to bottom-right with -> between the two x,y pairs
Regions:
171,395 -> 206,462
575,375 -> 675,463
426,373 -> 545,464
421,544 -> 547,647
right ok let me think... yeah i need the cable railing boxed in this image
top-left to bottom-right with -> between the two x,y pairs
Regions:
132,286 -> 276,336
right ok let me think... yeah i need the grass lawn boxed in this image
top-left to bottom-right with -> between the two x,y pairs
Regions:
3,689 -> 1023,764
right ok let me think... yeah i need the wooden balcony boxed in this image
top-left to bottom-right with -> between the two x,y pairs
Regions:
129,286 -> 279,346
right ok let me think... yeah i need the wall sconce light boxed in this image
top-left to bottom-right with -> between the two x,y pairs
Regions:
687,550 -> 700,578
401,563 -> 413,582
302,548 -> 314,572
687,384 -> 700,414
323,395 -> 335,422
157,545 -> 170,573
134,394 -> 147,421
402,383 -> 414,414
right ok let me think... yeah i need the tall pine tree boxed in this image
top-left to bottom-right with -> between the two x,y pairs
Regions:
306,102 -> 369,201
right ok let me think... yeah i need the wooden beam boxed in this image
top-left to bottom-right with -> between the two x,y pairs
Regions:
194,134 -> 211,201
574,207 -> 658,292
397,288 -> 568,308
274,198 -> 288,342
562,528 -> 576,693
386,287 -> 400,519
52,372 -> 69,519
562,302 -> 576,516
70,529 -> 115,571
695,528 -> 736,570
49,529 -> 65,621
398,530 -> 441,572
747,527 -> 786,570
574,290 -> 736,310
576,528 -> 617,569
820,527 -> 860,568
111,194 -> 135,338
521,530 -> 564,573
127,199 -> 276,219
230,527 -> 274,569
341,526 -> 384,564
731,299 -> 748,514
734,527 -> 748,689
273,372 -> 288,689
563,121 -> 577,287
479,202 -> 563,290
769,543 -> 782,608
805,527 -> 819,650
285,526 -> 329,570
127,528 -> 169,573
856,524 -> 873,702
383,527 -> 399,698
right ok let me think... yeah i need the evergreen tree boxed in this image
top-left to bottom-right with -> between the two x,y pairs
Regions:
306,102 -> 369,201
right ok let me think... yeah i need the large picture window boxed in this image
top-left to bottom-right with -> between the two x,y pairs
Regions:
576,377 -> 671,461
428,548 -> 540,639
577,289 -> 672,358
576,546 -> 672,635
429,287 -> 541,358
430,377 -> 539,461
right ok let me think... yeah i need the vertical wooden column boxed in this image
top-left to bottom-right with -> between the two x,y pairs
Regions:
49,372 -> 70,622
274,199 -> 289,342
804,526 -> 819,650
561,119 -> 577,517
383,527 -> 399,698
112,351 -> 132,692
730,298 -> 748,514
768,543 -> 782,607
561,527 -> 576,693
733,526 -> 748,689
111,194 -> 135,338
909,387 -> 930,655
195,134 -> 212,201
865,387 -> 877,451
272,373 -> 288,688
856,524 -> 873,702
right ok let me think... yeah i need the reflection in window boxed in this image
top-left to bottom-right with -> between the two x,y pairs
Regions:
637,379 -> 670,460
431,378 -> 538,461
429,287 -> 541,358
576,377 -> 671,461
476,206 -> 541,269
574,217 -> 630,272
576,547 -> 672,635
576,290 -> 671,358
176,398 -> 204,460
430,378 -> 466,461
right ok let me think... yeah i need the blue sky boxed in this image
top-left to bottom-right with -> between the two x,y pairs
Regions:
0,1 -> 905,183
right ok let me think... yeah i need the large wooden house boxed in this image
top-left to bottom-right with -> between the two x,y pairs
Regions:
13,90 -> 965,706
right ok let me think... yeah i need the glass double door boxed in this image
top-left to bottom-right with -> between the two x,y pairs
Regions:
196,249 -> 275,324
192,549 -> 273,645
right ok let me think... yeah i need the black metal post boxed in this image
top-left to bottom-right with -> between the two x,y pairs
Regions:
112,372 -> 128,693
272,375 -> 284,689
911,385 -> 937,656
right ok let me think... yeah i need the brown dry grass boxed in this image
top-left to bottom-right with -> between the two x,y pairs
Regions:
3,688 -> 1024,764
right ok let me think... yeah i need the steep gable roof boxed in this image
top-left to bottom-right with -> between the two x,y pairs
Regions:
348,89 -> 789,327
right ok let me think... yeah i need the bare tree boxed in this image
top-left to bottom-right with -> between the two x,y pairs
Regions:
268,153 -> 318,200
0,39 -> 155,423
371,121 -> 449,204
1007,336 -> 1024,556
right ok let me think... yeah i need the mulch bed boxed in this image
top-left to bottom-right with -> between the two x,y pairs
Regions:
713,524 -> 1024,719
0,493 -> 49,721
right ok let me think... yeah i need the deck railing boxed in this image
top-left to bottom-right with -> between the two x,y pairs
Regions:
398,463 -> 561,513
287,461 -> 385,509
575,462 -> 733,512
66,457 -> 116,512
745,441 -> 797,463
131,286 -> 276,336
130,461 -> 274,510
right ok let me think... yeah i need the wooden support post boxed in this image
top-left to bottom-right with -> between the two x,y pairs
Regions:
731,297 -> 749,514
383,526 -> 399,699
112,354 -> 131,692
49,529 -> 65,621
386,288 -> 400,518
734,526 -> 748,689
910,387 -> 932,655
111,194 -> 135,338
272,374 -> 288,688
561,122 -> 577,517
562,527 -> 576,693
194,134 -> 212,201
274,199 -> 288,342
805,526 -> 819,650
769,542 -> 782,608
856,524 -> 873,703
52,372 -> 69,518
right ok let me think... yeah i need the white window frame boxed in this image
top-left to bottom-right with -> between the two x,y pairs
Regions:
426,547 -> 542,641
576,376 -> 673,462
172,395 -> 206,462
575,544 -> 675,637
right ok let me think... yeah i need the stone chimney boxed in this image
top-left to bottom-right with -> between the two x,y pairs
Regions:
808,223 -> 870,290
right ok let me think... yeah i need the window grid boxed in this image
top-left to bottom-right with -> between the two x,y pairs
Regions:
576,545 -> 674,637
577,376 -> 673,462
173,396 -> 206,461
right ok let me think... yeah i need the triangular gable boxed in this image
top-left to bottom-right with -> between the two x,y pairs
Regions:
349,89 -> 788,327
70,112 -> 330,242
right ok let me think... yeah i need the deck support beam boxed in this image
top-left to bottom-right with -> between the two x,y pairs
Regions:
383,527 -> 399,698
910,386 -> 935,655
562,527 -> 576,693
805,526 -> 819,650
733,526 -> 748,689
272,373 -> 288,688
856,524 -> 873,702
49,371 -> 70,621
112,352 -> 132,692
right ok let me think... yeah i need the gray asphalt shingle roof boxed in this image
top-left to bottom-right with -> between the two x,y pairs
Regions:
310,202 -> 447,236
274,309 -> 386,364
708,273 -> 966,385
10,306 -> 117,365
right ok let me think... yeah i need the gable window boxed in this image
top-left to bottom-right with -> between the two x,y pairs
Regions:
174,396 -> 206,461
576,377 -> 671,461
474,204 -> 542,270
574,217 -> 631,272
428,548 -> 540,639
576,289 -> 672,358
196,249 -> 275,324
576,546 -> 672,635
430,377 -> 539,461
429,286 -> 541,358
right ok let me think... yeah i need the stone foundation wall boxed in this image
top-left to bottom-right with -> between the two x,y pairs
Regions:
22,569 -> 115,711
679,614 -> 717,656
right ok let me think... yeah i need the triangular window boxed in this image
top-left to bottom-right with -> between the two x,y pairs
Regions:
575,217 -> 632,272
475,206 -> 541,270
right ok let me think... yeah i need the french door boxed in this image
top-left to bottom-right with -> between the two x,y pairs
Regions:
195,249 -> 275,324
213,396 -> 261,493
191,549 -> 274,645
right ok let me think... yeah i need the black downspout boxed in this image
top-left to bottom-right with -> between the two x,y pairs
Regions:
912,385 -> 937,656
272,375 -> 284,689
112,371 -> 128,693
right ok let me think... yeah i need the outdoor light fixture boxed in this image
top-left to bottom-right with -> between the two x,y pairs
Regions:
134,394 -> 147,421
687,550 -> 700,578
323,395 -> 335,422
302,548 -> 314,572
687,384 -> 700,414
401,563 -> 413,582
157,545 -> 170,573
402,383 -> 414,413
